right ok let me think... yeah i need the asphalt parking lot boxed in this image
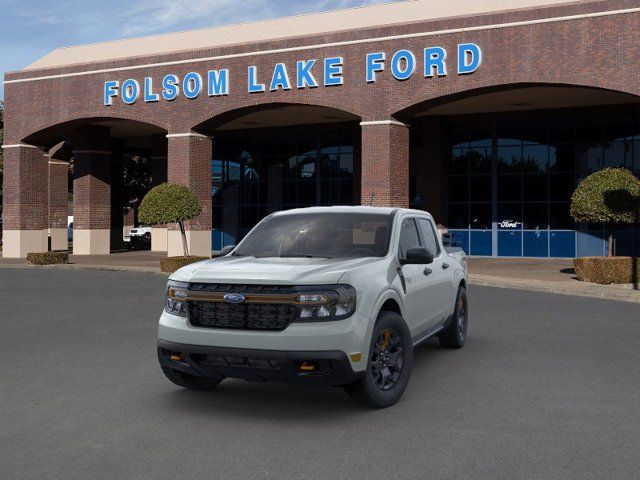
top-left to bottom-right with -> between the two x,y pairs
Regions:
1,268 -> 639,480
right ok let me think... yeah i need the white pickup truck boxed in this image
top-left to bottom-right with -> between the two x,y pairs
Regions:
158,206 -> 468,408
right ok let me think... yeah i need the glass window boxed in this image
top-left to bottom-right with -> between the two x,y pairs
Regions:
523,174 -> 547,202
470,175 -> 491,202
448,176 -> 469,202
448,204 -> 469,229
576,143 -> 603,174
498,203 -> 522,229
550,203 -> 574,229
417,218 -> 441,255
522,144 -> 548,173
604,141 -> 632,168
398,218 -> 422,259
469,147 -> 492,174
498,175 -> 521,202
523,203 -> 548,229
470,203 -> 492,230
497,145 -> 522,173
549,144 -> 575,172
235,212 -> 393,258
549,174 -> 575,202
449,148 -> 469,174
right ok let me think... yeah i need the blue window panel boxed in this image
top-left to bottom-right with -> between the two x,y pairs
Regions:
498,231 -> 522,256
550,231 -> 576,257
212,229 -> 222,251
222,230 -> 237,248
576,229 -> 605,257
607,228 -> 638,257
523,231 -> 548,257
470,230 -> 492,256
449,230 -> 470,255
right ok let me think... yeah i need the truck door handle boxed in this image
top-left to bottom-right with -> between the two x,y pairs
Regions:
442,263 -> 450,270
423,267 -> 432,276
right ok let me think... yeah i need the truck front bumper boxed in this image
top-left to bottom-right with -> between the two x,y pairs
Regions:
158,340 -> 363,386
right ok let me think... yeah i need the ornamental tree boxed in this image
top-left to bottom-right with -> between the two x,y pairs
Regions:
570,168 -> 640,256
139,183 -> 202,256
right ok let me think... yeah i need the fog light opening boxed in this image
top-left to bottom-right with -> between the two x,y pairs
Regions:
299,361 -> 317,372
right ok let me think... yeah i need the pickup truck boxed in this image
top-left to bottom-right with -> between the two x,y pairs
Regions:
158,206 -> 468,408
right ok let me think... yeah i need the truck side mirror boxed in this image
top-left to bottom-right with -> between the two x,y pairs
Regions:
219,245 -> 236,256
400,247 -> 434,265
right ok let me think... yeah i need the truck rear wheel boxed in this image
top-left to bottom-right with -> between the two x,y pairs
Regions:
344,311 -> 413,408
161,366 -> 224,390
439,286 -> 468,349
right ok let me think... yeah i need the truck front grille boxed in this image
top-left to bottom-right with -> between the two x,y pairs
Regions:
186,284 -> 297,331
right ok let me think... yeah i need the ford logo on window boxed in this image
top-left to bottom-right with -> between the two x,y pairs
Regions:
223,293 -> 246,304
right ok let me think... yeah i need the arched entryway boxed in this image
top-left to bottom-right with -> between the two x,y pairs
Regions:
396,84 -> 640,258
194,103 -> 361,249
4,117 -> 168,257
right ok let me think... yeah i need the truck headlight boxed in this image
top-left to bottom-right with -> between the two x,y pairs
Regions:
294,285 -> 356,321
165,280 -> 189,317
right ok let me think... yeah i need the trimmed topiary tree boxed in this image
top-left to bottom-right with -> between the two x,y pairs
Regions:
139,183 -> 202,256
570,168 -> 640,256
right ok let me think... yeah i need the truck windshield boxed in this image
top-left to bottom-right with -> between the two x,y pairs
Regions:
234,212 -> 393,258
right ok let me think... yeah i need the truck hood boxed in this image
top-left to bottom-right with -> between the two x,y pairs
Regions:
171,256 -> 382,284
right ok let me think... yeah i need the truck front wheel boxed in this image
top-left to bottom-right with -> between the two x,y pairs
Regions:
161,366 -> 224,390
344,311 -> 413,408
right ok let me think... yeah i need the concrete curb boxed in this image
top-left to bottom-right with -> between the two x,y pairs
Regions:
469,274 -> 640,303
0,263 -> 167,275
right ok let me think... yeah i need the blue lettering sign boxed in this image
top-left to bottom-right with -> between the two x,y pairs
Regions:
162,74 -> 179,101
144,77 -> 159,102
183,72 -> 202,99
248,66 -> 265,93
391,50 -> 415,81
270,63 -> 291,91
121,79 -> 140,104
324,57 -> 343,86
366,52 -> 385,83
208,69 -> 229,96
458,43 -> 482,74
424,47 -> 447,77
296,60 -> 318,89
104,80 -> 119,106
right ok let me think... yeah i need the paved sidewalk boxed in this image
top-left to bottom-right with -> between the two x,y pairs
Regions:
468,258 -> 640,303
2,251 -> 639,302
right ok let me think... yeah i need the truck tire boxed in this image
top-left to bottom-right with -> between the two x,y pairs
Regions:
439,286 -> 468,349
161,366 -> 224,390
344,311 -> 413,408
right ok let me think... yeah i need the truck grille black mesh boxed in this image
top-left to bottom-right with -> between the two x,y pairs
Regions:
186,284 -> 296,331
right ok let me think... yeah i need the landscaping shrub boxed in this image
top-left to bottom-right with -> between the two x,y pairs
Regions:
574,256 -> 640,284
160,256 -> 208,273
26,251 -> 69,265
139,183 -> 202,257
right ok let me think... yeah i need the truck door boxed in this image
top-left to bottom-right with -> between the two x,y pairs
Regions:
397,217 -> 442,338
415,218 -> 455,329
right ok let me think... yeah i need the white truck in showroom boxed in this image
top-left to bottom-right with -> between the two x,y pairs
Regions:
158,206 -> 468,408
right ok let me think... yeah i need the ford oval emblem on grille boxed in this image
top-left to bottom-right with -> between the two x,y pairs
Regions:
223,293 -> 246,304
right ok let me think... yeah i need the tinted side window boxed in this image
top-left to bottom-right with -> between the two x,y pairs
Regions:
417,218 -> 440,255
398,218 -> 421,259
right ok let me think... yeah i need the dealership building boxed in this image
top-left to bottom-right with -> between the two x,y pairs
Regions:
3,0 -> 640,258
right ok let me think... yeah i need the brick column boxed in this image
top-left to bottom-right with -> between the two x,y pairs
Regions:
166,132 -> 212,257
360,120 -> 410,207
150,134 -> 168,252
71,126 -> 112,255
1,144 -> 49,258
48,143 -> 70,251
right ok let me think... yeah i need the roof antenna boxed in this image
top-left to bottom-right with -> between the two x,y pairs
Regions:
369,192 -> 375,206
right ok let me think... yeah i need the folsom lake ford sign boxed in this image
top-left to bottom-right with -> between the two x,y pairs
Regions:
103,43 -> 482,106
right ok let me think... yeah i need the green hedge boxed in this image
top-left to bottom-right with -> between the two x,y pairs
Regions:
574,256 -> 640,284
27,251 -> 70,265
160,256 -> 208,273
